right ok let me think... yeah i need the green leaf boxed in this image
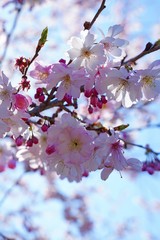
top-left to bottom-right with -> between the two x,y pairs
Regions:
114,124 -> 129,131
38,27 -> 48,48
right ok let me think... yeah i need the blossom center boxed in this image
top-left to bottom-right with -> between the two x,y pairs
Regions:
116,79 -> 128,92
81,48 -> 92,58
111,141 -> 121,151
63,74 -> 71,87
0,148 -> 3,155
142,76 -> 154,86
104,42 -> 112,51
0,89 -> 10,99
38,72 -> 49,80
70,138 -> 82,151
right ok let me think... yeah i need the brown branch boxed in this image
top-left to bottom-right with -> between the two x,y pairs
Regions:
84,0 -> 106,30
23,51 -> 39,77
23,27 -> 48,77
28,99 -> 61,116
125,123 -> 160,132
122,42 -> 160,66
120,138 -> 160,156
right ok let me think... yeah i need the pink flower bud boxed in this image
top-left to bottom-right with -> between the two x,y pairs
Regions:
13,94 -> 29,110
27,138 -> 33,147
36,87 -> 43,94
8,159 -> 16,169
88,105 -> 93,114
91,88 -> 98,96
0,164 -> 5,173
59,59 -> 66,64
34,93 -> 39,99
147,166 -> 154,175
84,90 -> 91,98
40,168 -> 46,175
32,136 -> 39,144
82,171 -> 89,177
39,94 -> 45,102
41,124 -> 49,132
90,96 -> 97,107
63,94 -> 72,104
15,135 -> 24,146
97,99 -> 103,109
101,95 -> 107,104
46,145 -> 55,155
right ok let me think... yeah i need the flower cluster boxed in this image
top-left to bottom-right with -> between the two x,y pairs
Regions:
0,23 -> 159,182
142,159 -> 160,175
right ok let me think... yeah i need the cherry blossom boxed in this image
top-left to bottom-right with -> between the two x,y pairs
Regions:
67,30 -> 106,71
45,113 -> 95,181
0,71 -> 16,106
106,67 -> 142,107
0,138 -> 16,172
0,119 -> 10,138
137,68 -> 160,101
29,62 -> 53,82
100,24 -> 128,60
2,111 -> 29,138
0,0 -> 159,184
16,127 -> 48,169
47,63 -> 87,99
93,130 -> 142,180
12,93 -> 30,111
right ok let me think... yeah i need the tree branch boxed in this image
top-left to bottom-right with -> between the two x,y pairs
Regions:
122,41 -> 160,66
83,0 -> 106,30
120,138 -> 160,156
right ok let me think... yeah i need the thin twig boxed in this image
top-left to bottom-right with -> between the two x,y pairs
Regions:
0,233 -> 15,240
0,6 -> 23,66
120,138 -> 160,156
122,42 -> 160,65
28,99 -> 61,116
125,123 -> 160,132
84,0 -> 106,30
0,172 -> 25,207
23,51 -> 39,77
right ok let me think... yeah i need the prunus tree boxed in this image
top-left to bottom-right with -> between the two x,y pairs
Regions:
0,0 -> 160,239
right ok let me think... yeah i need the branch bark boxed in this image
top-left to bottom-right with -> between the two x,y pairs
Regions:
84,0 -> 106,30
122,42 -> 160,66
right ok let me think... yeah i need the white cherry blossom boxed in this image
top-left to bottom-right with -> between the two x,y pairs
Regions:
137,67 -> 160,101
100,25 -> 128,60
106,67 -> 142,107
67,30 -> 106,71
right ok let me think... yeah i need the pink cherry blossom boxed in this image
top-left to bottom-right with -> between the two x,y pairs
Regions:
47,63 -> 87,99
106,67 -> 142,107
136,67 -> 160,101
0,138 -> 17,172
0,7 -> 158,187
0,120 -> 10,137
12,93 -> 30,111
45,113 -> 95,181
0,71 -> 16,105
94,130 -> 142,180
16,128 -> 48,169
2,111 -> 29,138
30,62 -> 53,82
